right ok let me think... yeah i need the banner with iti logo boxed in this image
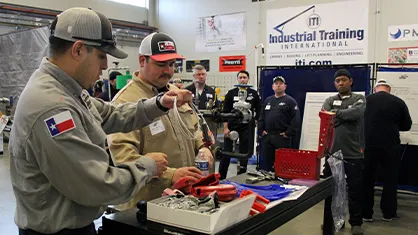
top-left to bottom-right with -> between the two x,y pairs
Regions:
266,0 -> 369,66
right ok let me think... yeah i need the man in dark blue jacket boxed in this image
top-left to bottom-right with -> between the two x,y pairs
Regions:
258,76 -> 300,172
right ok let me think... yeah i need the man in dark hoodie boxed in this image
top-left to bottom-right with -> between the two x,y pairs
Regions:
363,79 -> 411,222
322,69 -> 366,235
100,71 -> 121,101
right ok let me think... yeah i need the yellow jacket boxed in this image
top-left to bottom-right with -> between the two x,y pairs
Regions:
107,71 -> 203,210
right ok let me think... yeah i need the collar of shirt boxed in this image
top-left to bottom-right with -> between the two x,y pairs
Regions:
133,71 -> 169,96
274,94 -> 286,99
196,84 -> 209,92
337,93 -> 352,100
39,57 -> 83,99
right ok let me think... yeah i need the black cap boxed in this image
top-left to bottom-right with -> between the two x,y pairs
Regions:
109,71 -> 122,80
334,69 -> 352,79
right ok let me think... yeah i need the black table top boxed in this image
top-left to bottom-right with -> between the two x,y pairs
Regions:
101,174 -> 333,235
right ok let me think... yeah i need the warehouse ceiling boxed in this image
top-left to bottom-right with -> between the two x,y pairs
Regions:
0,2 -> 157,44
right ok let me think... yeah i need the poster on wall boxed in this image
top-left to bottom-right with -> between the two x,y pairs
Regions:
266,0 -> 369,66
195,12 -> 246,53
388,24 -> 418,42
174,59 -> 183,73
388,47 -> 418,63
377,70 -> 418,145
186,60 -> 210,72
219,55 -> 246,72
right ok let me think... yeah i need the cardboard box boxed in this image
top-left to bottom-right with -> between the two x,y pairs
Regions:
147,194 -> 256,234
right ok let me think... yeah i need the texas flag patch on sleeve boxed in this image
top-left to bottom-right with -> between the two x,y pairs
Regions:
44,110 -> 76,137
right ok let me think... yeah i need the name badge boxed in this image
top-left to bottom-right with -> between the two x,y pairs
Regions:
233,96 -> 239,101
149,120 -> 165,136
206,93 -> 213,99
265,105 -> 271,110
333,100 -> 342,106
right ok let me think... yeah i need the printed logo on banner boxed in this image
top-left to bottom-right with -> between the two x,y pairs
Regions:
266,1 -> 369,66
388,25 -> 418,42
219,55 -> 246,72
307,13 -> 321,29
390,29 -> 402,40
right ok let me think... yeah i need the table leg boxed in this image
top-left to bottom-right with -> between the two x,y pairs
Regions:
323,195 -> 334,235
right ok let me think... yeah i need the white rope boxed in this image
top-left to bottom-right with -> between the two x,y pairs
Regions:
172,97 -> 199,140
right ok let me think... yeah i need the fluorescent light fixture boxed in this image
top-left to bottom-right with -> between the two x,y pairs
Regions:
107,0 -> 148,8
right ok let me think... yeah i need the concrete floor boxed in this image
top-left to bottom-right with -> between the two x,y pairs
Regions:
1,143 -> 417,235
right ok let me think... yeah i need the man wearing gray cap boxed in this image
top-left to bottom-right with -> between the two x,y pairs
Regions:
9,7 -> 192,235
363,79 -> 411,223
258,76 -> 300,172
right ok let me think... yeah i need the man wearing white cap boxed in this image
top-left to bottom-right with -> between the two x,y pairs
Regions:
9,8 -> 193,235
363,79 -> 412,223
108,32 -> 214,210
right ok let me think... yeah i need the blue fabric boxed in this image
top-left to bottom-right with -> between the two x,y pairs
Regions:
221,180 -> 293,201
378,66 -> 418,72
230,155 -> 257,165
258,66 -> 371,170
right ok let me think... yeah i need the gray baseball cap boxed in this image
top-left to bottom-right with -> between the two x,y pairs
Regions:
50,7 -> 127,59
273,76 -> 286,84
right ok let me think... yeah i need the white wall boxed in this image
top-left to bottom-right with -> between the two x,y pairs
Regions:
2,0 -> 149,24
375,0 -> 418,62
111,43 -> 140,75
157,0 -> 418,93
157,0 -> 262,94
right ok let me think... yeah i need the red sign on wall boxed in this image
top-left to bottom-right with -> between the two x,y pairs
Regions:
219,55 -> 246,72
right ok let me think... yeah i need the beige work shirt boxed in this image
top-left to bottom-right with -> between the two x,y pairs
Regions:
108,71 -> 203,210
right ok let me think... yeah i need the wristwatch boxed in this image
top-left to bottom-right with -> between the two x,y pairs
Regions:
156,92 -> 169,112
